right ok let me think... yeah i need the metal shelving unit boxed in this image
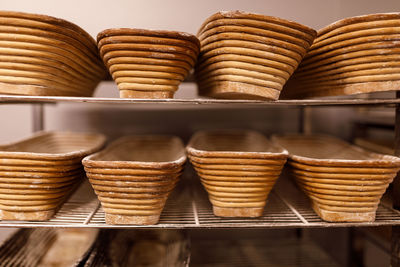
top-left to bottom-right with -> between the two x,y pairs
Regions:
2,94 -> 400,266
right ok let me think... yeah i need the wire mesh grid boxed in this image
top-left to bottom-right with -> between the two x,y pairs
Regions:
0,172 -> 399,228
192,176 -> 304,227
0,182 -> 99,227
88,180 -> 197,228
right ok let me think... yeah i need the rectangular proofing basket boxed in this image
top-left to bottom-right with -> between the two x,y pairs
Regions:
187,130 -> 288,217
0,131 -> 106,221
82,135 -> 186,225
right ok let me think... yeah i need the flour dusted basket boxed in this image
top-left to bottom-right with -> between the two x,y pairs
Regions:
0,131 -> 106,220
195,11 -> 316,100
0,11 -> 107,96
187,130 -> 288,217
283,13 -> 400,98
83,135 -> 186,225
97,28 -> 200,99
272,134 -> 400,222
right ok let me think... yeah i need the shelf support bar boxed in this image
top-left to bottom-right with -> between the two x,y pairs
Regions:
391,91 -> 400,267
299,107 -> 312,134
297,106 -> 311,241
32,104 -> 44,132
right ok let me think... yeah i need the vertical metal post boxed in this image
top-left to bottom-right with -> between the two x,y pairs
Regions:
32,104 -> 44,132
299,106 -> 312,134
298,106 -> 305,133
391,92 -> 400,266
297,106 -> 312,240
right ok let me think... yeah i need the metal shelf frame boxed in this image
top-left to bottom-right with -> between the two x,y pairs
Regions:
1,93 -> 400,265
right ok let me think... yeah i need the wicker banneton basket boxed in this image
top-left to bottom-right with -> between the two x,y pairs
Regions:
0,131 -> 106,220
97,28 -> 200,99
0,11 -> 107,96
195,11 -> 316,100
272,134 -> 400,222
83,135 -> 186,225
187,130 -> 288,217
282,13 -> 400,98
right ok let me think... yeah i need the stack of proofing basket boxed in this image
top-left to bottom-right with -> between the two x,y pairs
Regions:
0,11 -> 107,96
187,130 -> 288,217
83,135 -> 186,225
272,134 -> 400,222
97,28 -> 200,99
282,13 -> 400,98
194,11 -> 317,100
0,132 -> 106,221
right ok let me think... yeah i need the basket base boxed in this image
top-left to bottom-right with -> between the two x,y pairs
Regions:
105,213 -> 161,225
0,209 -> 56,221
213,206 -> 264,217
199,81 -> 281,100
0,81 -> 94,97
120,90 -> 174,99
312,202 -> 376,222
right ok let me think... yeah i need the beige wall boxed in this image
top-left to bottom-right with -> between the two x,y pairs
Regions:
2,0 -> 399,35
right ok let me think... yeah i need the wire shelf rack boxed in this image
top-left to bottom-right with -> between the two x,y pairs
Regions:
0,172 -> 399,229
1,94 -> 400,107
